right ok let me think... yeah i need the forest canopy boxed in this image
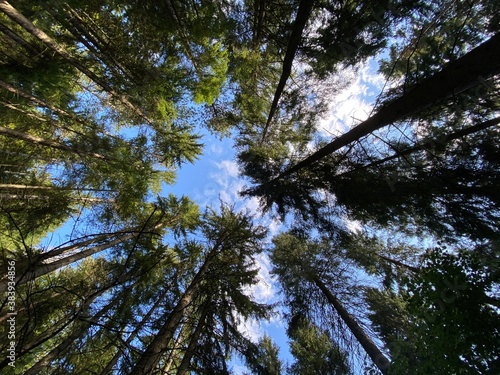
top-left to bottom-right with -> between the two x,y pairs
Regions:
0,0 -> 499,374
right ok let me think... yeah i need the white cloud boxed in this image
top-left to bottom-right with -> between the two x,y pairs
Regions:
216,160 -> 240,178
247,253 -> 276,304
317,58 -> 385,138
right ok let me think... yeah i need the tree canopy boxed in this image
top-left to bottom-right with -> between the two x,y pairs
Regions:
1,0 -> 499,374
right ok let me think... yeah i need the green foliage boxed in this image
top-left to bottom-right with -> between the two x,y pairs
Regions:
391,243 -> 500,374
288,317 -> 352,375
2,1 -> 500,374
245,334 -> 283,375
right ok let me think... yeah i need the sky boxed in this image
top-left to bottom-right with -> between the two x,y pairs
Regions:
164,57 -> 386,373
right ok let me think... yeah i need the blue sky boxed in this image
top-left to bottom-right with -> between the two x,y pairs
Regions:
162,57 -> 387,373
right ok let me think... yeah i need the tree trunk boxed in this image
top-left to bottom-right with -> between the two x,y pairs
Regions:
376,253 -> 420,273
0,125 -> 108,160
338,117 -> 500,177
23,290 -> 117,375
162,318 -> 188,374
0,286 -> 106,371
0,184 -> 112,192
260,0 -> 315,144
0,19 -> 40,56
0,1 -> 155,126
130,250 -> 217,375
0,193 -> 107,203
0,79 -> 123,142
0,222 -> 164,293
99,289 -> 169,375
312,276 -> 391,375
175,308 -> 209,375
257,33 -> 500,188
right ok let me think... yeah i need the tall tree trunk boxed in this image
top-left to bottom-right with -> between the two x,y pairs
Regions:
0,184 -> 111,192
0,193 -> 106,202
0,286 -> 106,371
0,79 -> 123,142
376,253 -> 420,273
0,19 -> 40,56
44,4 -> 135,83
23,290 -> 118,375
0,222 -> 164,293
254,33 -> 500,190
0,125 -> 108,160
0,1 -> 155,126
130,249 -> 217,375
0,291 -> 63,323
175,308 -> 209,375
312,276 -> 391,375
162,318 -> 189,374
99,289 -> 169,375
260,0 -> 315,144
338,117 -> 500,177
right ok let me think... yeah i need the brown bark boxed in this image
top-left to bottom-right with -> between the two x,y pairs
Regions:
312,276 -> 391,375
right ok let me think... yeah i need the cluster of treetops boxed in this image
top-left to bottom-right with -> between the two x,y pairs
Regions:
0,0 -> 498,374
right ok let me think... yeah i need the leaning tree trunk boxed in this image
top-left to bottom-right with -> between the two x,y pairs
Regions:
23,290 -> 118,375
130,249 -> 217,375
0,286 -> 107,371
0,222 -> 164,293
99,288 -> 169,375
260,0 -> 315,144
0,1 -> 155,126
312,276 -> 391,375
252,32 -> 500,191
175,308 -> 210,375
0,125 -> 108,160
338,116 -> 500,178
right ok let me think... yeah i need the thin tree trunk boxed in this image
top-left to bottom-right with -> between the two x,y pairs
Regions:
0,193 -> 107,203
0,184 -> 112,192
130,249 -> 217,375
0,79 -> 75,121
312,276 -> 391,375
0,125 -> 108,160
0,20 -> 40,56
99,289 -> 169,375
0,291 -> 63,323
175,308 -> 209,375
0,286 -> 106,371
252,33 -> 500,191
376,253 -> 420,273
162,318 -> 189,374
23,290 -> 118,375
260,0 -> 315,144
338,117 -> 500,177
45,4 -> 134,83
0,1 -> 155,126
0,222 -> 164,293
0,79 -> 123,142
